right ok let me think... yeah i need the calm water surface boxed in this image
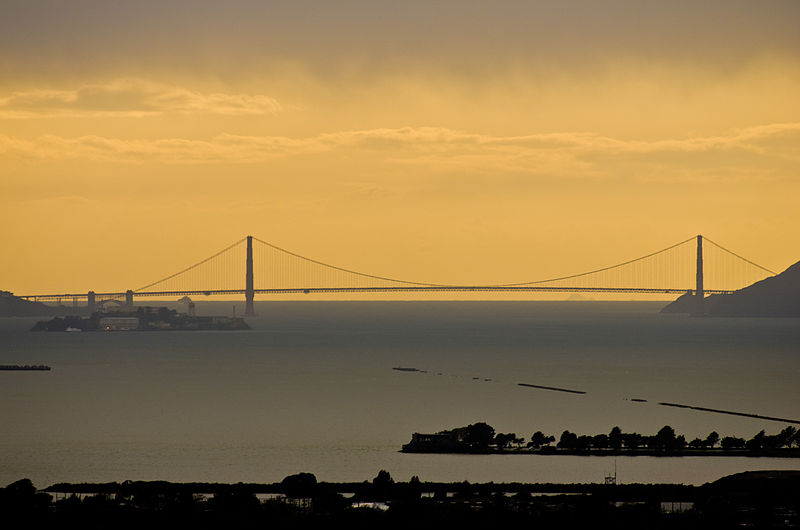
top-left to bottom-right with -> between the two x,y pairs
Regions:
1,301 -> 798,487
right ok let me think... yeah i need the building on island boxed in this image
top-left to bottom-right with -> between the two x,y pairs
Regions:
98,317 -> 140,331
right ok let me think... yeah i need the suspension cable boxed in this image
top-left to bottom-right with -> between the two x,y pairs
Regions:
703,237 -> 777,275
253,237 -> 448,287
255,236 -> 699,288
134,238 -> 247,292
131,234 -> 774,294
499,236 -> 697,286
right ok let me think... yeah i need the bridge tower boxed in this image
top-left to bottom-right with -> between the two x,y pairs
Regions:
87,291 -> 96,313
694,235 -> 704,317
245,235 -> 255,316
125,289 -> 134,307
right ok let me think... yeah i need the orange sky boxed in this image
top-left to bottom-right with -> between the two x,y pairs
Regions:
1,1 -> 798,297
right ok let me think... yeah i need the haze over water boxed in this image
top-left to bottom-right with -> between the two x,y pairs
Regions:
1,301 -> 798,487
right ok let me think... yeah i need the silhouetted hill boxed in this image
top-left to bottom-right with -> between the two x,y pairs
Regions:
705,470 -> 800,501
659,291 -> 696,314
661,260 -> 800,316
0,291 -> 86,317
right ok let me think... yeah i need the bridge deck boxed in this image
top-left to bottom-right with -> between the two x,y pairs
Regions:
22,286 -> 733,301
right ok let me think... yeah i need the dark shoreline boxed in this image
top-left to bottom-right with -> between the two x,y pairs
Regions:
31,470 -> 800,498
2,471 -> 796,529
41,479 -> 695,496
400,447 -> 800,457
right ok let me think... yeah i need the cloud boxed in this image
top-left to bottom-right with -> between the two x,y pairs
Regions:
2,2 -> 799,80
1,123 -> 798,182
0,79 -> 282,118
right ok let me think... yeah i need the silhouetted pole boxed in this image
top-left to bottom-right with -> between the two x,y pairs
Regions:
125,290 -> 134,307
694,235 -> 704,317
87,291 -> 96,312
245,235 -> 254,316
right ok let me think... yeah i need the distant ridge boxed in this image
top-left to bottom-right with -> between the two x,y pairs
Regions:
0,290 -> 88,317
662,260 -> 800,316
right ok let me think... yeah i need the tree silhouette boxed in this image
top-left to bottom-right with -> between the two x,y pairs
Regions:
705,431 -> 720,448
407,475 -> 422,499
721,436 -> 745,450
609,426 -> 623,450
575,435 -> 593,451
494,433 -> 516,449
465,422 -> 496,448
654,426 -> 677,451
622,432 -> 643,450
371,470 -> 395,500
529,431 -> 555,448
557,430 -> 578,449
373,470 -> 394,487
745,430 -> 766,451
778,426 -> 796,448
281,472 -> 317,498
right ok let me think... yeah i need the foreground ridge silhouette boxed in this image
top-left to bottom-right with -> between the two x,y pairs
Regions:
3,470 -> 798,529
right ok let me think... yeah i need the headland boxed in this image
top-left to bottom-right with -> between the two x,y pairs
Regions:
662,259 -> 800,316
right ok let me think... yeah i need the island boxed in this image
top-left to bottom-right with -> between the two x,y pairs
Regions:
31,306 -> 250,332
402,422 -> 800,457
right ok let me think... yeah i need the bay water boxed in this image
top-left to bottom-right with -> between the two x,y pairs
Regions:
1,301 -> 798,487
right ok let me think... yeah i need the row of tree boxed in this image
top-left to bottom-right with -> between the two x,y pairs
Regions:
457,423 -> 799,452
552,425 -> 799,452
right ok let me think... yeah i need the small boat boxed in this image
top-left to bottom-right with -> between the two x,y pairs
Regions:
65,327 -> 82,332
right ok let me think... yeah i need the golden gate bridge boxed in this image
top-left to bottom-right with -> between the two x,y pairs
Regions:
20,235 -> 777,317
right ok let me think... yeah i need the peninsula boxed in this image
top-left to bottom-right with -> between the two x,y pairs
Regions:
0,291 -> 88,317
402,422 -> 800,457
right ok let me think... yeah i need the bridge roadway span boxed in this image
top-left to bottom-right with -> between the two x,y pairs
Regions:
24,286 -> 733,302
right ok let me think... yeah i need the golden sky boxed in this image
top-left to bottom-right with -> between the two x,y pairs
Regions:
1,1 -> 798,296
